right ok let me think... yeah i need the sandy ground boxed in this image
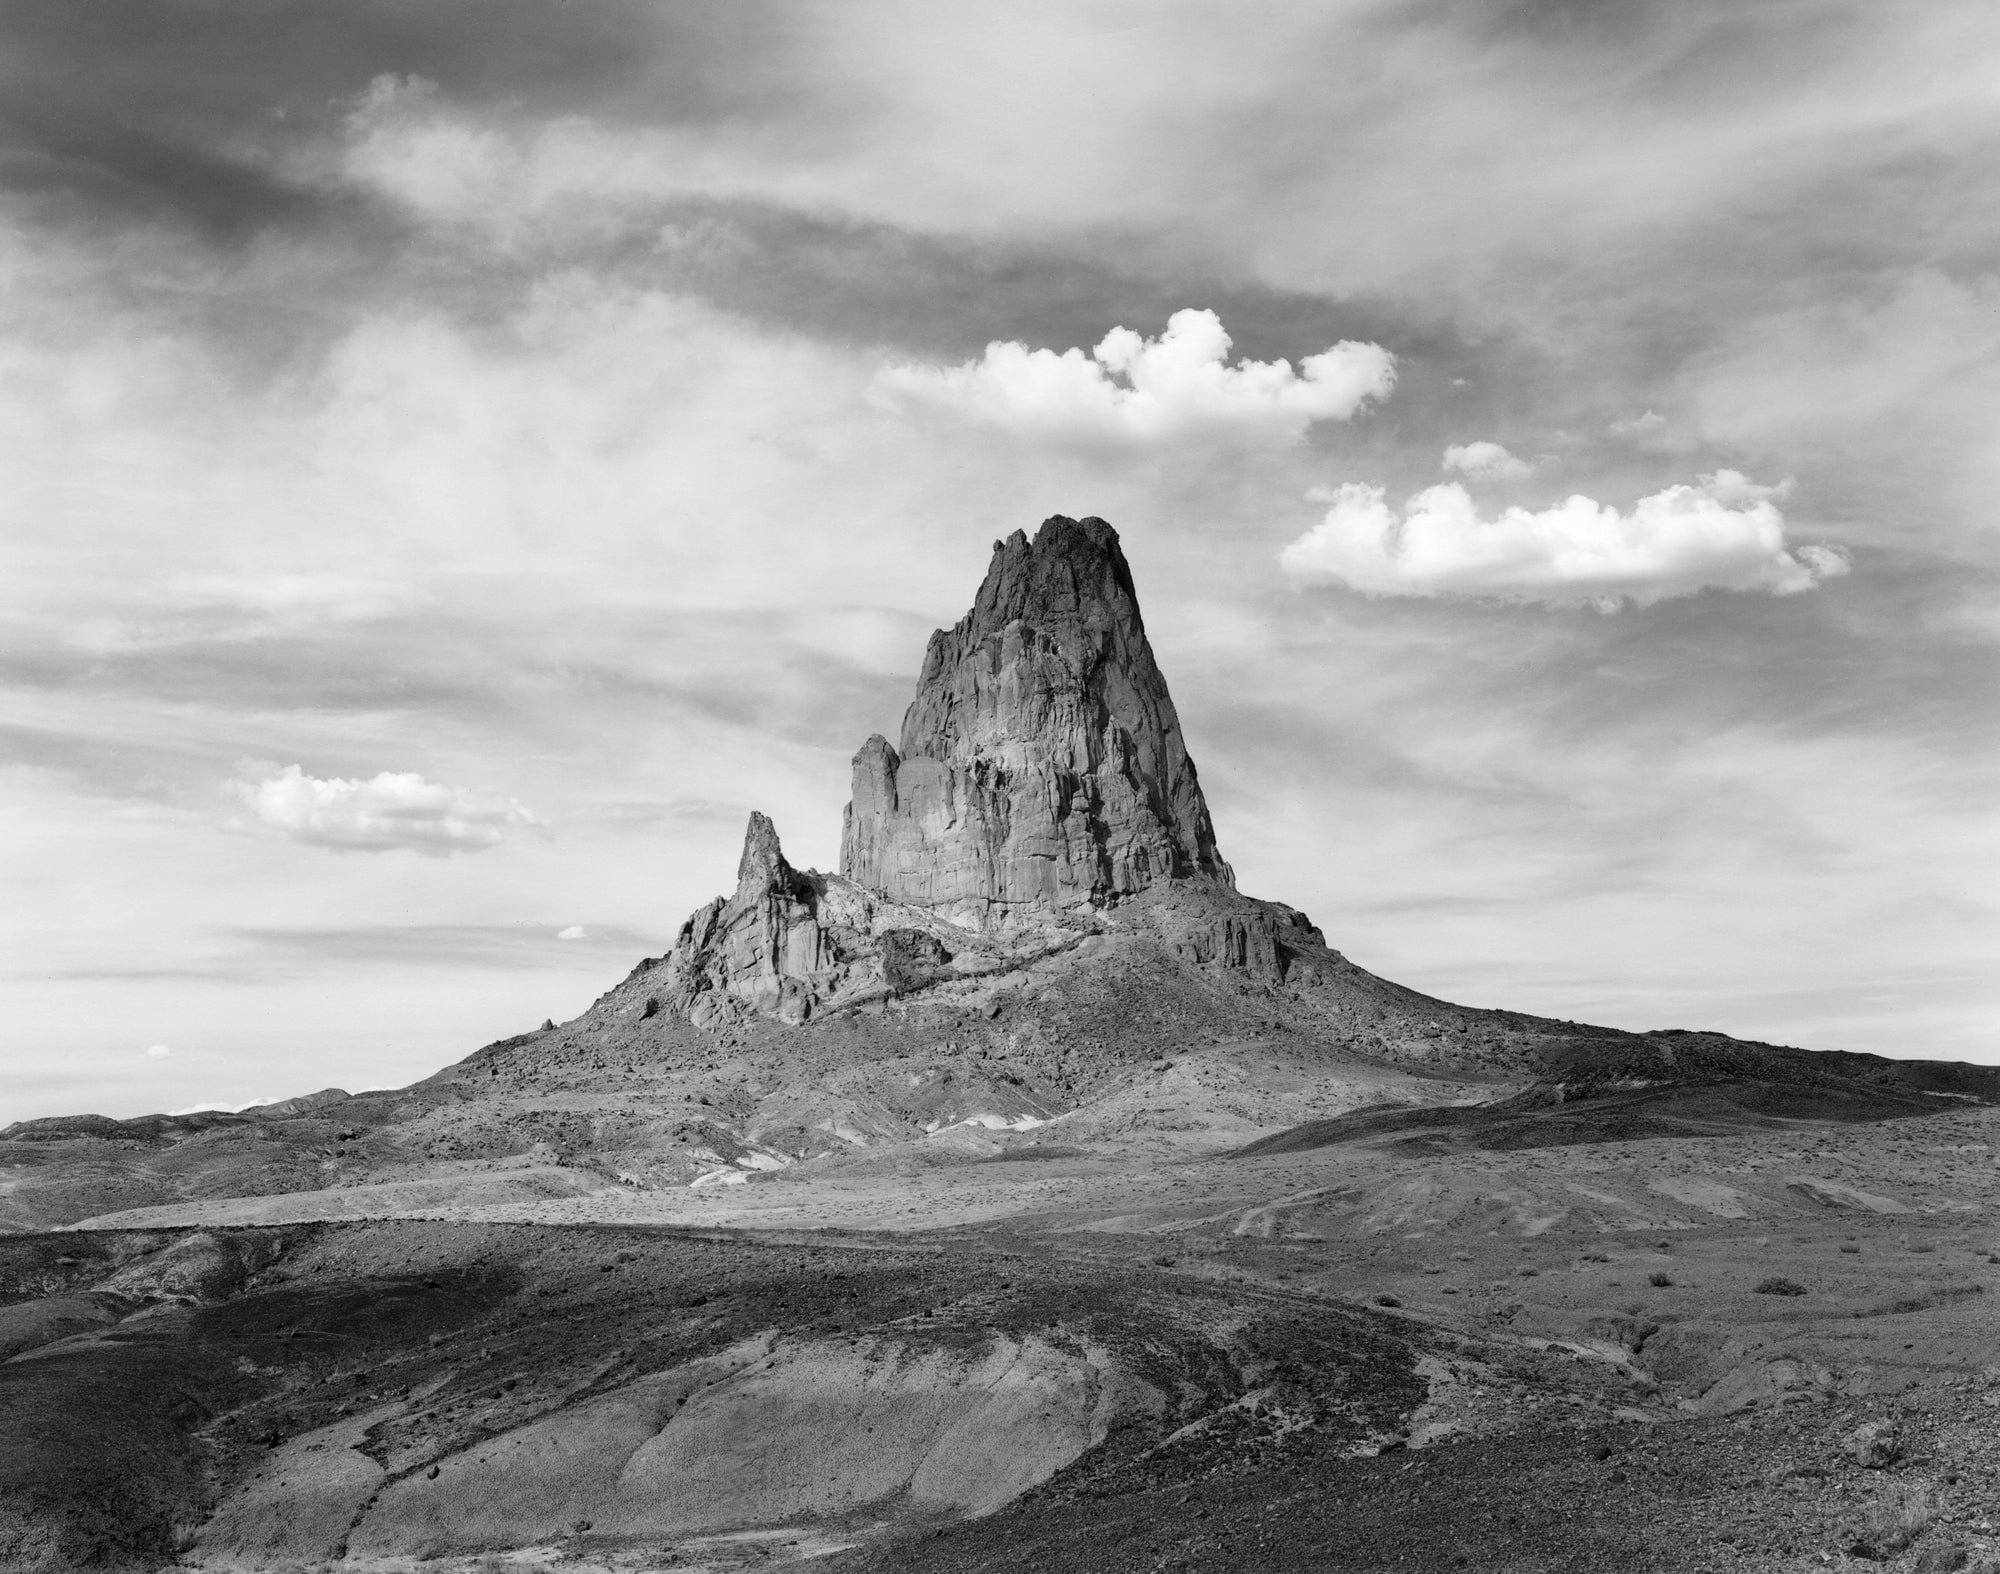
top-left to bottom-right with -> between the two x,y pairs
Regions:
73,1102 -> 2000,1242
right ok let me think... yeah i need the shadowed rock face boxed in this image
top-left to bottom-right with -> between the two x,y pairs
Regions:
841,516 -> 1232,925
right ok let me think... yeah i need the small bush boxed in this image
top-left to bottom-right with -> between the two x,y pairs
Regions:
1374,1293 -> 1402,1307
1755,1276 -> 1808,1296
1914,1542 -> 1971,1574
1842,1484 -> 1937,1560
1648,1271 -> 1673,1288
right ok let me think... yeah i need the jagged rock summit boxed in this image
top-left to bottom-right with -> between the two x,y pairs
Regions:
842,516 -> 1232,924
647,515 -> 1282,1027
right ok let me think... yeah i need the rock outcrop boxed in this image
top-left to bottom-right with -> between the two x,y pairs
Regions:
652,813 -> 848,1025
841,516 -> 1231,926
652,516 -> 1258,1024
648,813 -> 978,1026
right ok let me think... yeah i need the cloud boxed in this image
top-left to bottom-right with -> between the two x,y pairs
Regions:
1610,411 -> 1668,438
871,309 -> 1394,447
5,1 -> 1998,1121
219,924 -> 661,973
169,1096 -> 277,1115
1279,471 -> 1849,607
145,1043 -> 171,1059
556,924 -> 586,940
231,765 -> 540,855
1442,441 -> 1533,480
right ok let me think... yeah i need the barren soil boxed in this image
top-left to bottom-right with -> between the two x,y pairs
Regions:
2,1094 -> 1997,1573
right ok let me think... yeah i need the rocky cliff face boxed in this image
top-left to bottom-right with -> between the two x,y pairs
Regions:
649,516 -> 1270,1027
841,516 -> 1231,926
648,813 -> 975,1027
651,813 -> 846,1026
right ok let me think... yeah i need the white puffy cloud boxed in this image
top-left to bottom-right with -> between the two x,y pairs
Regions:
145,1044 -> 171,1059
232,766 -> 540,855
556,925 -> 586,940
1279,471 -> 1849,606
871,309 -> 1394,447
1442,441 -> 1533,479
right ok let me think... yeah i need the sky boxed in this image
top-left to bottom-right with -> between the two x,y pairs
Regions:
3,0 -> 1996,1121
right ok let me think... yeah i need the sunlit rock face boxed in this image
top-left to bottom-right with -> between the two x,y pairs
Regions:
840,515 -> 1232,927
655,812 -> 838,1026
648,812 -> 967,1026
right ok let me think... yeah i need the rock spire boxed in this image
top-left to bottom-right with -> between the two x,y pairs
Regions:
654,812 -> 834,1025
841,516 -> 1231,924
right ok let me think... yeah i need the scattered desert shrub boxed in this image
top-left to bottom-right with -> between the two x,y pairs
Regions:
1373,1293 -> 1401,1307
1914,1542 -> 1972,1574
1754,1276 -> 1808,1296
1842,1484 -> 1938,1560
1648,1271 -> 1673,1288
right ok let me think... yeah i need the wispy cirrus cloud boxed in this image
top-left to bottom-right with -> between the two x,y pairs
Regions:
871,308 -> 1393,448
1280,472 -> 1848,607
230,765 -> 540,855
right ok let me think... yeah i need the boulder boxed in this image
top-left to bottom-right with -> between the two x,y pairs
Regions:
1846,1418 -> 1903,1469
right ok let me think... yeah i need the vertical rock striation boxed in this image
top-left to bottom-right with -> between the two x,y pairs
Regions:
841,516 -> 1231,926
